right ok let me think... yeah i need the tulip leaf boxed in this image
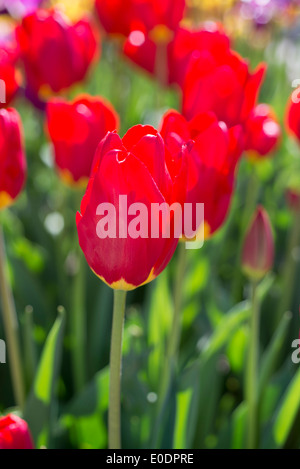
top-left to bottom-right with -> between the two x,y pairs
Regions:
147,272 -> 172,389
258,311 -> 292,403
216,402 -> 247,449
202,300 -> 251,361
24,309 -> 66,447
178,301 -> 251,448
174,387 -> 193,449
273,367 -> 300,447
61,367 -> 109,449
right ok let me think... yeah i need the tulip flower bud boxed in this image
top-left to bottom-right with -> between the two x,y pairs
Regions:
242,206 -> 274,282
244,104 -> 281,159
0,414 -> 34,449
16,9 -> 99,96
286,188 -> 300,213
0,108 -> 26,210
46,95 -> 119,188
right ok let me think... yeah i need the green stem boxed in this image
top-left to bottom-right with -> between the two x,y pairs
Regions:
155,41 -> 168,109
168,242 -> 187,361
246,282 -> 260,449
161,243 -> 186,397
109,289 -> 127,450
0,226 -> 25,409
151,243 -> 187,446
22,305 -> 37,390
233,169 -> 260,302
276,214 -> 300,322
71,250 -> 86,392
71,191 -> 86,392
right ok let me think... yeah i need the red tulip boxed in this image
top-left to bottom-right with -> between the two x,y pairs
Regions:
244,104 -> 281,159
46,95 -> 120,187
95,0 -> 134,38
0,108 -> 26,210
77,126 -> 187,290
160,110 -> 243,238
0,414 -> 34,449
0,41 -> 20,107
96,0 -> 186,39
286,90 -> 300,141
16,9 -> 99,96
242,206 -> 274,281
286,188 -> 300,213
182,48 -> 266,128
123,24 -> 230,89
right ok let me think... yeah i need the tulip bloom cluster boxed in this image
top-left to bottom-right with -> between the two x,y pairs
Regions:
0,108 -> 26,210
16,9 -> 99,96
46,95 -> 119,187
124,24 -> 231,88
123,21 -> 280,159
95,0 -> 186,39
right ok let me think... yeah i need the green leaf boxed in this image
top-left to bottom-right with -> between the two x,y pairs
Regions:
62,367 -> 109,449
34,313 -> 64,403
202,300 -> 251,361
232,403 -> 248,449
174,387 -> 193,449
147,273 -> 172,388
258,311 -> 292,403
256,273 -> 275,303
273,367 -> 300,447
24,308 -> 66,447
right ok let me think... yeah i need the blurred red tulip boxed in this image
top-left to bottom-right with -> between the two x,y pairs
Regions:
286,90 -> 300,141
123,24 -> 230,89
244,104 -> 281,159
286,188 -> 300,213
182,48 -> 266,128
0,42 -> 20,107
16,9 -> 99,96
0,108 -> 26,210
96,0 -> 186,39
77,126 -> 187,290
0,414 -> 33,449
160,110 -> 243,237
46,95 -> 120,188
242,206 -> 274,281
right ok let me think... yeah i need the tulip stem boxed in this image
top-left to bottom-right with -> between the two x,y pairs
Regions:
0,225 -> 25,409
152,243 -> 186,447
162,243 -> 186,395
71,191 -> 87,392
169,242 -> 186,360
71,250 -> 86,392
109,289 -> 127,450
276,213 -> 300,322
233,168 -> 260,301
246,281 -> 260,449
